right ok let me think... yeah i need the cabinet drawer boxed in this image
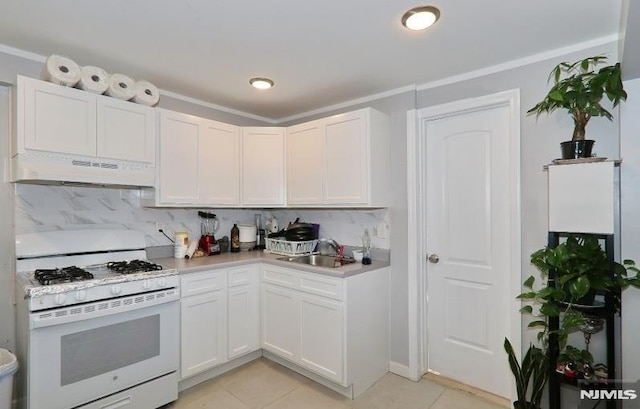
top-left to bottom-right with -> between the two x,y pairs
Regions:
181,270 -> 226,297
299,274 -> 343,301
228,265 -> 258,287
262,266 -> 297,288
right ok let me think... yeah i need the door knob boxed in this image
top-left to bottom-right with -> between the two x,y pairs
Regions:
428,254 -> 439,264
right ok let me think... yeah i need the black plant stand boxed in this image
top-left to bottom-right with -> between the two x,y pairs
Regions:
547,232 -> 619,409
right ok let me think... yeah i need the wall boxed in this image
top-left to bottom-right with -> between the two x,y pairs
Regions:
621,77 -> 640,386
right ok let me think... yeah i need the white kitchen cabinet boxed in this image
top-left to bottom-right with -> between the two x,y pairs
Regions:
199,120 -> 241,205
227,265 -> 260,359
299,294 -> 344,382
97,97 -> 155,163
261,284 -> 299,361
157,109 -> 200,204
241,127 -> 286,206
285,107 -> 390,206
149,108 -> 241,206
16,75 -> 155,163
260,264 -> 389,397
287,120 -> 324,204
180,271 -> 228,379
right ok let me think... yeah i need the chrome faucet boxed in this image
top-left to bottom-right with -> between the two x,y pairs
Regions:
325,239 -> 341,255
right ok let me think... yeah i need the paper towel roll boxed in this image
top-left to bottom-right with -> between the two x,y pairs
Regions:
132,80 -> 160,106
42,55 -> 81,87
77,66 -> 109,94
105,73 -> 136,100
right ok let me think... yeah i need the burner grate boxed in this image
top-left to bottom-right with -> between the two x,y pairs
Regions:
107,260 -> 163,274
34,266 -> 94,285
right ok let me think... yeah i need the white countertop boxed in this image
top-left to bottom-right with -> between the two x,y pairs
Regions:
152,250 -> 389,278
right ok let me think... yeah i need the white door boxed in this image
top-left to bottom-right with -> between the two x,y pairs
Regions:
425,105 -> 511,398
227,285 -> 260,359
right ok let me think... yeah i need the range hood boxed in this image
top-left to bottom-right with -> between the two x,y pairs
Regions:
12,152 -> 155,188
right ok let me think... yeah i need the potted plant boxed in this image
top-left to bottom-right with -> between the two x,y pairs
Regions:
528,55 -> 627,159
558,345 -> 593,378
504,338 -> 548,409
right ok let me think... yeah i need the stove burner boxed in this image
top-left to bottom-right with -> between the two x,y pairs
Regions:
107,260 -> 163,274
34,266 -> 94,285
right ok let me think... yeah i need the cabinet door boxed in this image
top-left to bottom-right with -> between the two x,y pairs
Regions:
261,284 -> 299,360
158,110 -> 200,204
180,291 -> 227,379
199,120 -> 240,205
20,76 -> 96,156
241,127 -> 285,206
324,111 -> 368,204
228,285 -> 260,359
96,96 -> 155,164
287,120 -> 324,205
299,295 -> 344,383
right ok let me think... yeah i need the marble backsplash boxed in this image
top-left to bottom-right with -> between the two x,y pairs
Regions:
15,184 -> 390,250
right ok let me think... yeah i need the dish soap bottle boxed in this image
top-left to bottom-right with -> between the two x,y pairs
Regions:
362,228 -> 372,265
230,223 -> 240,253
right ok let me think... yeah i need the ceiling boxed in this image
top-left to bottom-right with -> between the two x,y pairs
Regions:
0,0 -> 625,121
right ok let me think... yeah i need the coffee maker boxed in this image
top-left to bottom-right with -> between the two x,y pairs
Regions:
198,211 -> 221,255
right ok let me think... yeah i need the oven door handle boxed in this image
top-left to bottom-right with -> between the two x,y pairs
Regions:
30,288 -> 180,329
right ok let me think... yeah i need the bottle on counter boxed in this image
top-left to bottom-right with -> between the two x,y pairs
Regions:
362,228 -> 372,265
174,231 -> 189,259
230,223 -> 240,253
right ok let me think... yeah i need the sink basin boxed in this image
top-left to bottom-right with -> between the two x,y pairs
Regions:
277,254 -> 357,268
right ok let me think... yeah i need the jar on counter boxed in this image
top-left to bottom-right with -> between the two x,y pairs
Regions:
174,231 -> 189,258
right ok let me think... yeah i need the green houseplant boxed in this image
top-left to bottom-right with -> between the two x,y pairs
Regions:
504,338 -> 548,409
528,55 -> 627,159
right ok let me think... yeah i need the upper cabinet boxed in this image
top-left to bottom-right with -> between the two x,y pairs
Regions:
13,76 -> 156,186
146,108 -> 241,206
16,76 -> 155,163
242,127 -> 286,206
287,108 -> 390,207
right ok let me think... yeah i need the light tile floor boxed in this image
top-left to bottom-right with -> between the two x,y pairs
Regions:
167,358 -> 509,409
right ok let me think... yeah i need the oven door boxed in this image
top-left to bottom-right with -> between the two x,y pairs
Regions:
28,294 -> 179,409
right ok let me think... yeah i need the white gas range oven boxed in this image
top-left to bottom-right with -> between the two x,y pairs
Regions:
14,229 -> 180,409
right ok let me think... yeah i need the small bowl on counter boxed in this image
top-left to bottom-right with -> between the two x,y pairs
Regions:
352,250 -> 364,262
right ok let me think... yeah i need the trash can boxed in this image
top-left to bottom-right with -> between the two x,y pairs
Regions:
0,349 -> 17,409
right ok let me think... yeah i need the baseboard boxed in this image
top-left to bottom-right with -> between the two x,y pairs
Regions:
388,361 -> 414,379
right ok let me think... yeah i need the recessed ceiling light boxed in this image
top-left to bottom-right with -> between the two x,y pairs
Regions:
401,6 -> 440,31
249,77 -> 274,90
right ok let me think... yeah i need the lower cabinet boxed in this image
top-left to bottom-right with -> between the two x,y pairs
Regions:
299,295 -> 344,382
180,289 -> 227,378
261,265 -> 388,395
180,265 -> 259,380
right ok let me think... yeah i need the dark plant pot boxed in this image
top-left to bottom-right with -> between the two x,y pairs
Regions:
514,401 -> 541,409
574,289 -> 597,306
560,140 -> 595,159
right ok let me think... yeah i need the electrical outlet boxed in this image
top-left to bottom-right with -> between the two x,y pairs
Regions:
376,222 -> 387,239
156,222 -> 165,232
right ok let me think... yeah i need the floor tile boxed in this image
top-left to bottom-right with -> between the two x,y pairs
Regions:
172,388 -> 250,409
222,361 -> 304,408
265,384 -> 350,409
349,373 -> 446,409
429,389 -> 508,409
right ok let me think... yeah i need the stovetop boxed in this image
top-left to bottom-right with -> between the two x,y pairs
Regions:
20,260 -> 178,299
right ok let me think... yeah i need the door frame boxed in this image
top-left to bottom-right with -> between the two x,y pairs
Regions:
406,89 -> 522,396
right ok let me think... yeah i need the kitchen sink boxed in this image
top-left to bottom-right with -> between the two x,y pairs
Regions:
277,254 -> 357,268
